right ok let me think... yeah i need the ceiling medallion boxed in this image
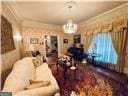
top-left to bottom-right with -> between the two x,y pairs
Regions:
63,1 -> 77,34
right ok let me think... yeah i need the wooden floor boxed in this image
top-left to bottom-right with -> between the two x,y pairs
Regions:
95,66 -> 128,84
46,54 -> 58,64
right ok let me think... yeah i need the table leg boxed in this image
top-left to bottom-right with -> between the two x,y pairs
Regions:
92,56 -> 95,66
64,68 -> 67,79
73,69 -> 77,80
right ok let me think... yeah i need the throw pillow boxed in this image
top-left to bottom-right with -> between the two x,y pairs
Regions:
32,58 -> 41,67
29,80 -> 43,84
36,55 -> 43,64
25,81 -> 51,90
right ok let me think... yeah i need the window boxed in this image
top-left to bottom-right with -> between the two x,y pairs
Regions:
88,33 -> 118,64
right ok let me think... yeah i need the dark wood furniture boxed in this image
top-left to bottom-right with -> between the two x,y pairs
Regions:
67,47 -> 84,60
57,60 -> 72,79
56,60 -> 77,80
70,66 -> 77,80
88,53 -> 101,66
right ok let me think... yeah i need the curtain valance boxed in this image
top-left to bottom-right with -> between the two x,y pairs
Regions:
80,3 -> 128,35
84,18 -> 127,36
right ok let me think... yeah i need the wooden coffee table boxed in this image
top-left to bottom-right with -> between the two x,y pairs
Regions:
56,61 -> 77,80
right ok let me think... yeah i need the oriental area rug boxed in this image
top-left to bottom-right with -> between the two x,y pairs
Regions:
49,62 -> 128,96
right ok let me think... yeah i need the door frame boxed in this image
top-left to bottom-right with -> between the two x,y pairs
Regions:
44,34 -> 60,58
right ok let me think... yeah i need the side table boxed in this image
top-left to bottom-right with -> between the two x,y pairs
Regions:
56,61 -> 72,79
88,53 -> 101,66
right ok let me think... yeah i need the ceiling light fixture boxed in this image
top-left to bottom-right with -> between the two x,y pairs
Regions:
63,1 -> 77,34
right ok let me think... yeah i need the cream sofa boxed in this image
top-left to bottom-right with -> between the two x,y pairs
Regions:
2,57 -> 59,96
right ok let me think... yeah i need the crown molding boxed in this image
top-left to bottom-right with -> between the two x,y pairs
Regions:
2,1 -> 23,23
22,20 -> 62,31
78,2 -> 128,28
3,1 -> 62,30
2,1 -> 127,31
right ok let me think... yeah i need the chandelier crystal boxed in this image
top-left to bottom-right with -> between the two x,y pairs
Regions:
63,1 -> 77,34
63,20 -> 77,34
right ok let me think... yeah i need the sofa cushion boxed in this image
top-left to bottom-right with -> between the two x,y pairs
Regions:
2,57 -> 35,93
14,85 -> 57,96
35,63 -> 59,91
29,80 -> 43,84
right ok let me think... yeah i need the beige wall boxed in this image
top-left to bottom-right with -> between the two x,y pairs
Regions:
22,24 -> 73,57
1,3 -> 23,73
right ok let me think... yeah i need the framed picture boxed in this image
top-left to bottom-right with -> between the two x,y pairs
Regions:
30,38 -> 38,44
63,39 -> 68,43
73,34 -> 81,43
1,15 -> 15,54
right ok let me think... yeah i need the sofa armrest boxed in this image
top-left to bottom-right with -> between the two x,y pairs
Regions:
14,85 -> 58,96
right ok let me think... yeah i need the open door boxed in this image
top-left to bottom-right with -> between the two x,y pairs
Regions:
45,35 -> 58,58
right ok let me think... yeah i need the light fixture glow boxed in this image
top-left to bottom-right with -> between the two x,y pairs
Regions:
63,20 -> 77,34
14,33 -> 22,41
63,1 -> 77,34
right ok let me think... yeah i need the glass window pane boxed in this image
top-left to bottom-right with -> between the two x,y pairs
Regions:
88,33 -> 118,64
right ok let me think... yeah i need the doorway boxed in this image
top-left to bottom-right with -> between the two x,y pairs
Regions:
45,35 -> 58,58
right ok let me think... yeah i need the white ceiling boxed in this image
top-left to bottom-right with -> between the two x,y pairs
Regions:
6,1 -> 127,25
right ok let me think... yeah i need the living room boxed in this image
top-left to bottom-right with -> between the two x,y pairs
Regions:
1,0 -> 128,96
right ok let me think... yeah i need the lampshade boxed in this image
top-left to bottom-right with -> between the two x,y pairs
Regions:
82,58 -> 87,64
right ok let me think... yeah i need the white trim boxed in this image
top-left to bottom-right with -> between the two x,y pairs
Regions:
22,20 -> 62,31
2,1 -> 23,23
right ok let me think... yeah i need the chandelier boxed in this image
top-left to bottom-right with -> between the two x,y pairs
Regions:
63,1 -> 77,34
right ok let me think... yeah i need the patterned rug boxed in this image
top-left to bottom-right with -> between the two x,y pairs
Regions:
49,63 -> 128,96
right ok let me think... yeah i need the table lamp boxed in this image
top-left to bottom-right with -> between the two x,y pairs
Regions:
82,58 -> 87,64
91,43 -> 97,54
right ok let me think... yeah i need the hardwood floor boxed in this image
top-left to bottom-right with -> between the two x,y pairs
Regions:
94,66 -> 127,84
46,55 -> 58,65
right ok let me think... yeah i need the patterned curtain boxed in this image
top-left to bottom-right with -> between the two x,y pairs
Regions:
110,28 -> 128,72
84,35 -> 93,52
